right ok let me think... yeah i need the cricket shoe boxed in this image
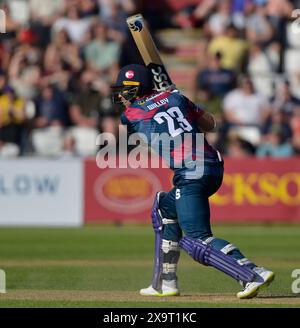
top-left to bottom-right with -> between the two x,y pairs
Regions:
237,267 -> 275,299
140,280 -> 179,297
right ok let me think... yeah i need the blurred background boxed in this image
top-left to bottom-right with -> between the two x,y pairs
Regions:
0,0 -> 299,226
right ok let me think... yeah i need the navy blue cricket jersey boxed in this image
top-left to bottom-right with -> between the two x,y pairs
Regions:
120,90 -> 223,185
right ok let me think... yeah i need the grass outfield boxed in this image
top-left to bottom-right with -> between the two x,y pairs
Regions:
0,224 -> 299,308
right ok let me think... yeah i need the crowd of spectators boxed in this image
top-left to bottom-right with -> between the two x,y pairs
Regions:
188,0 -> 300,158
0,0 -> 299,159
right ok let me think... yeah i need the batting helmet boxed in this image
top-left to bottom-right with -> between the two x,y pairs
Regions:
111,64 -> 153,104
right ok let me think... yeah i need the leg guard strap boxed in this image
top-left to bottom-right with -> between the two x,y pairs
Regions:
179,236 -> 256,283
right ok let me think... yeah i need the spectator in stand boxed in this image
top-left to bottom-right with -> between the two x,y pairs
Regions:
256,124 -> 294,158
262,110 -> 293,144
208,24 -> 249,71
0,87 -> 26,157
223,76 -> 270,127
231,0 -> 252,29
226,133 -> 255,158
271,80 -> 300,116
52,6 -> 94,45
195,52 -> 236,115
221,76 -> 270,149
8,29 -> 42,99
207,0 -> 233,36
99,1 -> 131,39
29,0 -> 65,47
245,1 -> 274,47
98,0 -> 136,20
78,0 -> 100,18
31,85 -> 69,156
265,0 -> 294,41
84,22 -> 121,80
64,70 -> 119,156
44,29 -> 83,75
247,42 -> 280,96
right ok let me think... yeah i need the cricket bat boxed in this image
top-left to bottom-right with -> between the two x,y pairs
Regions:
126,14 -> 175,92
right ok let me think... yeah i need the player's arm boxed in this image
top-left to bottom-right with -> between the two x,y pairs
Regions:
185,96 -> 217,132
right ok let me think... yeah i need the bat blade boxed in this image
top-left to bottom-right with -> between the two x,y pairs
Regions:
126,14 -> 175,91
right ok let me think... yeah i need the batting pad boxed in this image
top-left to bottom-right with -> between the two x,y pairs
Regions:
179,236 -> 256,283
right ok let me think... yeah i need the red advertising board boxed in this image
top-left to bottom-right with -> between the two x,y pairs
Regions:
84,158 -> 300,223
210,158 -> 300,222
84,159 -> 173,223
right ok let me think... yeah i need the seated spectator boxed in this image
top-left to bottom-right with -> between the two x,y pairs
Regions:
195,52 -> 236,115
65,70 -> 119,156
271,80 -> 300,116
52,7 -> 94,44
226,132 -> 255,158
100,1 -> 128,40
266,0 -> 294,42
248,43 -> 280,96
8,34 -> 42,99
0,87 -> 26,157
98,0 -> 136,19
208,24 -> 249,71
207,0 -> 233,36
231,0 -> 252,29
31,85 -> 69,156
262,110 -> 293,144
245,1 -> 274,47
222,76 -> 270,148
78,0 -> 99,18
223,76 -> 270,127
44,29 -> 83,74
29,0 -> 65,47
256,125 -> 294,158
84,22 -> 121,79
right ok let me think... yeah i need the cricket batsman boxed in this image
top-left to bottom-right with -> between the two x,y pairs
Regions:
111,64 -> 275,299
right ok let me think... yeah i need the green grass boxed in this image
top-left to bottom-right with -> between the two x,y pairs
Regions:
0,225 -> 299,308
